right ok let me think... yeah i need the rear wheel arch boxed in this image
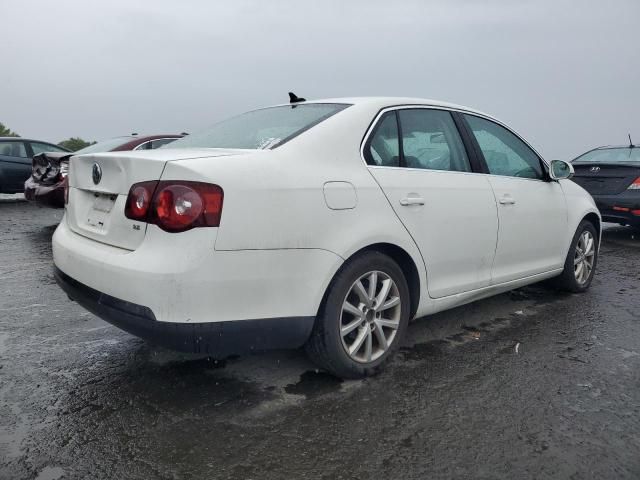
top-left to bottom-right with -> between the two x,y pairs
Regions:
317,242 -> 421,321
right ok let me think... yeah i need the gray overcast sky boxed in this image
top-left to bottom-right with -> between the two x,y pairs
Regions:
2,0 -> 639,159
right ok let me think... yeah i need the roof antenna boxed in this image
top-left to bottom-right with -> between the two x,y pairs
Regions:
288,92 -> 306,104
629,133 -> 635,148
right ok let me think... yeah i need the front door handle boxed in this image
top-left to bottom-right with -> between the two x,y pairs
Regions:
400,196 -> 425,206
499,194 -> 516,205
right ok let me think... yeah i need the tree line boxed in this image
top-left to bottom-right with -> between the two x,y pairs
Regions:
1,122 -> 96,151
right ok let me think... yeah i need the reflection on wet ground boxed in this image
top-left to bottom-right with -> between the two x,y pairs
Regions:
1,204 -> 639,479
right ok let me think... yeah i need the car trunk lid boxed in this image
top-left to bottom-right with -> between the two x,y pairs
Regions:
66,149 -> 243,250
571,162 -> 640,195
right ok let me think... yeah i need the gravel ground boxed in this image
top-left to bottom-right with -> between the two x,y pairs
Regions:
1,199 -> 639,479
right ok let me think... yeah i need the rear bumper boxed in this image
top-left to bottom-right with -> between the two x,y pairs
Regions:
55,266 -> 315,355
592,192 -> 640,226
53,218 -> 342,324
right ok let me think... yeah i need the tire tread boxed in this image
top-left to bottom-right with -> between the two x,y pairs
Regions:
305,251 -> 410,379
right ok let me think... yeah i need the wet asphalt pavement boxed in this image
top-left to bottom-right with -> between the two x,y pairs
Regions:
1,196 -> 639,480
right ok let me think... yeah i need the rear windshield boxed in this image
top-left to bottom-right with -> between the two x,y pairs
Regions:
573,147 -> 640,163
165,103 -> 350,150
75,137 -> 131,154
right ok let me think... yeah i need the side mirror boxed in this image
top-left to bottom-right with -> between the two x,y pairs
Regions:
549,160 -> 574,180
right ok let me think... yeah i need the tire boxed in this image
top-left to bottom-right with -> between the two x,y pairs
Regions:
552,220 -> 598,292
305,251 -> 411,379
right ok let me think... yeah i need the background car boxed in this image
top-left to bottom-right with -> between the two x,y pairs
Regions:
0,137 -> 69,193
52,97 -> 600,378
570,144 -> 640,229
24,134 -> 184,208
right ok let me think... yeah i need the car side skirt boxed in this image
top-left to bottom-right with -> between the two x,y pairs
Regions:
416,268 -> 563,318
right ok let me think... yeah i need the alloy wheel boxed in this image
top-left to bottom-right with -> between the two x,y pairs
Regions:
574,230 -> 595,285
340,270 -> 402,363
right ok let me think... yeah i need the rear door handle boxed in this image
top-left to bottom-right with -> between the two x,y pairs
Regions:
400,196 -> 425,206
499,194 -> 516,205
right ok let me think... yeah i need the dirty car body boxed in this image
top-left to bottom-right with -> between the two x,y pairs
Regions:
52,97 -> 601,378
25,134 -> 183,208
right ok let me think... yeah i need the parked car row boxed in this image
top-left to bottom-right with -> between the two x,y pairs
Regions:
0,137 -> 69,193
50,95 -> 602,378
0,134 -> 184,207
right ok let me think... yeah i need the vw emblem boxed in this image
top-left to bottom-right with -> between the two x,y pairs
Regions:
590,166 -> 600,172
92,163 -> 102,185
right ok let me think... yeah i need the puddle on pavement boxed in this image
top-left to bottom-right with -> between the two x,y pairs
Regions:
498,341 -> 522,355
284,370 -> 343,398
402,310 -> 530,360
400,339 -> 448,360
509,286 -> 568,306
35,466 -> 64,480
157,356 -> 229,373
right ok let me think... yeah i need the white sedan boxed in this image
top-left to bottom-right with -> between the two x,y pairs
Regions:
53,96 -> 600,378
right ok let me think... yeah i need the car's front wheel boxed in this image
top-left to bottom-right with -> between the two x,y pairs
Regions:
305,251 -> 410,379
553,220 -> 598,292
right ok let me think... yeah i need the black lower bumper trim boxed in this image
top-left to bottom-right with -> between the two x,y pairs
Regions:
54,267 -> 315,356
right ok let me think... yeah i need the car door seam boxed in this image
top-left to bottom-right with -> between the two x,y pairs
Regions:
364,166 -> 430,297
486,176 -> 501,285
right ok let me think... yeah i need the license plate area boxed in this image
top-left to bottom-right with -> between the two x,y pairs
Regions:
86,193 -> 117,229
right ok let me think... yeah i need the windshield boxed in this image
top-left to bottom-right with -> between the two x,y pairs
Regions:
573,147 -> 640,163
165,103 -> 350,150
74,137 -> 132,154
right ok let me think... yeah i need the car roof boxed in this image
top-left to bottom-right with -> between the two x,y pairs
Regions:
0,137 -> 61,143
272,96 -> 491,117
0,135 -> 182,142
98,134 -> 183,141
591,145 -> 640,150
572,144 -> 639,159
125,134 -> 184,141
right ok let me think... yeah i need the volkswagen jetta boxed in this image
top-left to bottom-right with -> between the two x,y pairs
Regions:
53,97 -> 600,378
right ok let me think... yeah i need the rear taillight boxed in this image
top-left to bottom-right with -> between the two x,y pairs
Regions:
63,177 -> 69,205
125,181 -> 223,233
58,160 -> 69,180
124,181 -> 157,220
628,177 -> 640,190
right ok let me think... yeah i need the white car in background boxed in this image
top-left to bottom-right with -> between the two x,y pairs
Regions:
53,96 -> 600,378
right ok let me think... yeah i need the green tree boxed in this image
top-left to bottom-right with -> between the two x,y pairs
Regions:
0,122 -> 19,137
57,137 -> 95,151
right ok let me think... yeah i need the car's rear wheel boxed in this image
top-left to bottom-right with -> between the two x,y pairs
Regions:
553,220 -> 598,292
305,251 -> 410,379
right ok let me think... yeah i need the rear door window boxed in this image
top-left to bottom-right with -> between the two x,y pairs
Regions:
398,109 -> 471,172
0,141 -> 27,158
30,142 -> 68,155
150,138 -> 178,149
